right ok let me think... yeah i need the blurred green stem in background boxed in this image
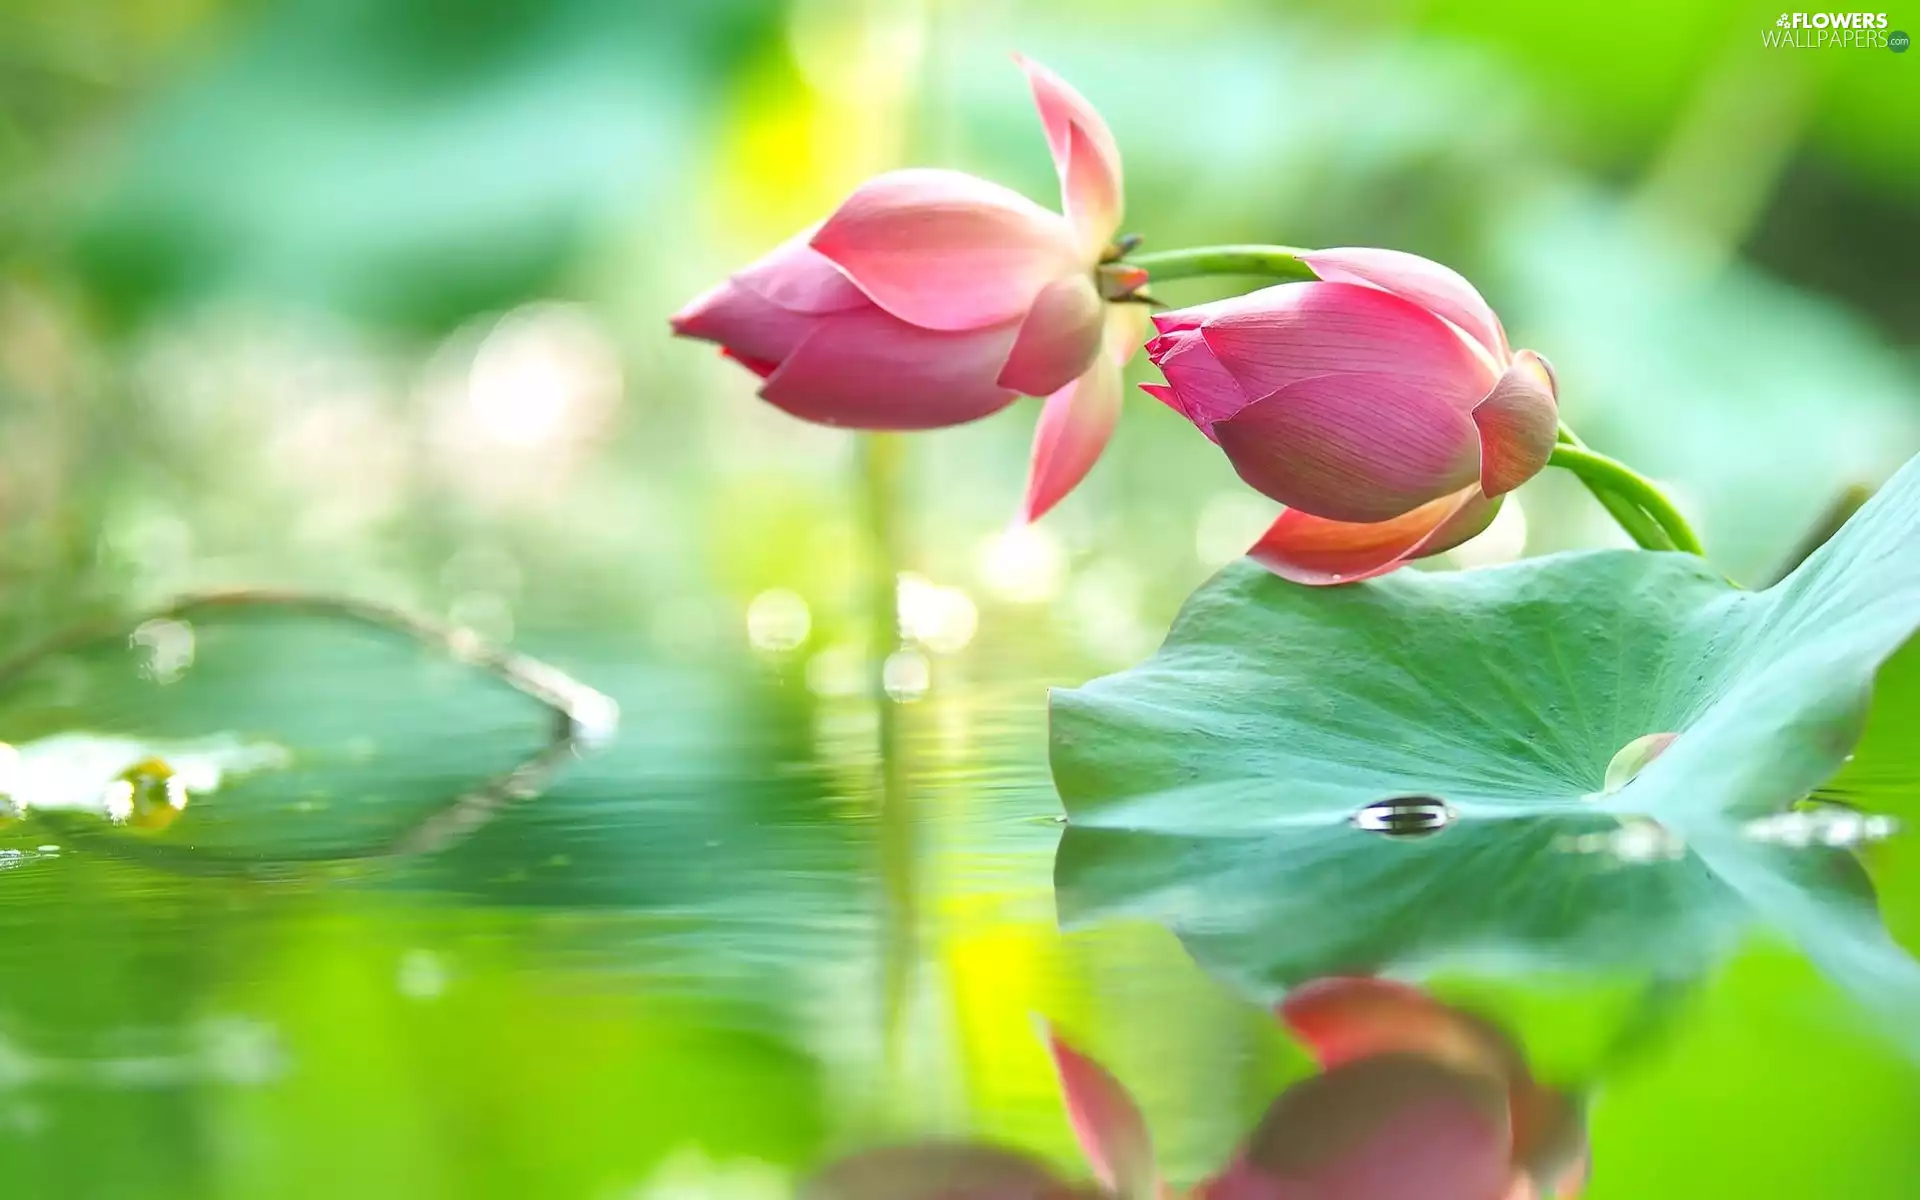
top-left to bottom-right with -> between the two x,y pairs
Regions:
1126,245 -> 1316,283
857,432 -> 918,1082
1549,437 -> 1704,555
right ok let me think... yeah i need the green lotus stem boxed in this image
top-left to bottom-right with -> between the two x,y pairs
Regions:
1554,424 -> 1676,553
1548,442 -> 1703,556
855,432 -> 918,1079
1126,244 -> 1317,284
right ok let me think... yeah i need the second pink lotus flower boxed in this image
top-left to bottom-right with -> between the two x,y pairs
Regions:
1144,251 -> 1560,585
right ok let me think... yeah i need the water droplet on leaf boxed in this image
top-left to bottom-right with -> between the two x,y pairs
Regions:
1352,797 -> 1455,838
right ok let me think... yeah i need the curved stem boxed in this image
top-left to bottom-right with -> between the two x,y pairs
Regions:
1126,245 -> 1317,284
1555,424 -> 1675,553
1548,443 -> 1704,556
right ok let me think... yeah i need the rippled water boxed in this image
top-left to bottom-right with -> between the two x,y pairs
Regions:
0,597 -> 1916,1199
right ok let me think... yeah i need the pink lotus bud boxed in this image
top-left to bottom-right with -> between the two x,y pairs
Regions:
672,57 -> 1141,522
1142,249 -> 1559,585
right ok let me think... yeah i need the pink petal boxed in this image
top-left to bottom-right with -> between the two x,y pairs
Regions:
671,277 -> 824,366
760,307 -> 1020,430
1212,372 -> 1481,523
1151,287 -> 1290,336
1302,247 -> 1509,365
1104,302 -> 1150,366
1197,282 -> 1497,408
1140,382 -> 1180,413
1023,346 -> 1121,522
1247,487 -> 1500,586
1042,1022 -> 1156,1200
998,274 -> 1106,396
811,168 -> 1081,332
1471,350 -> 1559,498
1205,1056 -> 1514,1200
1017,55 -> 1124,256
803,1144 -> 1078,1200
733,233 -> 871,314
722,348 -> 779,378
1279,978 -> 1522,1080
1143,326 -> 1250,438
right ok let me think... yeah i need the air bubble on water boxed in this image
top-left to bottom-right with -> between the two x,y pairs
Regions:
1351,796 -> 1455,838
130,618 -> 195,684
882,648 -> 931,703
746,589 -> 811,653
896,573 -> 978,655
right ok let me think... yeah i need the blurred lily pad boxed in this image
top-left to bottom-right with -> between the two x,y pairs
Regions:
1499,194 -> 1920,582
0,593 -> 610,868
1052,454 -> 1920,1037
65,0 -> 748,328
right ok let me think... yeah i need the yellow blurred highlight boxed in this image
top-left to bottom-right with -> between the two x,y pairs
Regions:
707,0 -> 929,248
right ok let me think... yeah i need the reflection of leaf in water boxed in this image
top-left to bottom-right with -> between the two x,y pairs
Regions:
1052,454 -> 1920,1046
0,593 -> 612,869
387,651 -> 872,987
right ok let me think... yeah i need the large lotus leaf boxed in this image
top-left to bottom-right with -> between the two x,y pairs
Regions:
1052,453 -> 1920,1039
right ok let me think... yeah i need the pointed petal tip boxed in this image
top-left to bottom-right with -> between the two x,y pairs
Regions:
1472,350 -> 1559,498
668,283 -> 729,339
1015,54 -> 1123,255
1022,355 -> 1121,522
1042,1023 -> 1156,1197
721,348 -> 780,379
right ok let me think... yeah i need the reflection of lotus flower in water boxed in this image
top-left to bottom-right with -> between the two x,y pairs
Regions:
805,980 -> 1587,1200
1208,978 -> 1589,1200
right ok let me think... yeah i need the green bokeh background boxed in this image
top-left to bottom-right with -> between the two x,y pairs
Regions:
1,0 -> 1917,1196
